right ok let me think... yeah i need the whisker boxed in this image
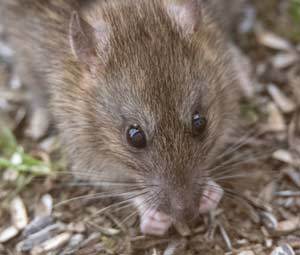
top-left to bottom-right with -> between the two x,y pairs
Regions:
90,191 -> 148,218
111,201 -> 136,214
209,149 -> 274,177
63,181 -> 148,188
137,191 -> 162,224
54,188 -> 145,208
121,209 -> 140,225
223,189 -> 266,210
215,127 -> 265,162
40,170 -> 148,184
201,192 -> 221,205
196,182 -> 224,194
213,173 -> 252,182
213,153 -> 273,178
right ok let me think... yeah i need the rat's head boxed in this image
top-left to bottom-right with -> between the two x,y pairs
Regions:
56,0 -> 238,223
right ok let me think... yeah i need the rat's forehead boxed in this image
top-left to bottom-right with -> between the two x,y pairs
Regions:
108,64 -> 209,122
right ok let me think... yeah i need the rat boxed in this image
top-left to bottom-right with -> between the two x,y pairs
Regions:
0,0 -> 240,236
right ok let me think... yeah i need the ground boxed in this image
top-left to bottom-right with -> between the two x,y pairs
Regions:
0,1 -> 300,254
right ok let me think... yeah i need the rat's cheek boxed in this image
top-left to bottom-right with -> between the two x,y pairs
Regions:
199,181 -> 224,214
139,209 -> 172,236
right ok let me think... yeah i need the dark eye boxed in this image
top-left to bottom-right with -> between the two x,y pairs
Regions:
126,124 -> 147,149
192,112 -> 207,135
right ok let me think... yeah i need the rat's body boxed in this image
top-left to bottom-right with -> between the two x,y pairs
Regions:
0,0 -> 240,235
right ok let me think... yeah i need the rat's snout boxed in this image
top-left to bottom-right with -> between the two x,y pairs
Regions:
167,191 -> 199,223
171,200 -> 199,222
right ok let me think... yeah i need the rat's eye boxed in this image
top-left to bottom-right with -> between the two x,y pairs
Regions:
192,112 -> 207,135
126,125 -> 147,148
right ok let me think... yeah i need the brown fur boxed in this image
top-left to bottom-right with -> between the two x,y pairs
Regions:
0,0 -> 240,221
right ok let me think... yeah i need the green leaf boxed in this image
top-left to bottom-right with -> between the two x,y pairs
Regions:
0,126 -> 18,156
0,128 -> 53,177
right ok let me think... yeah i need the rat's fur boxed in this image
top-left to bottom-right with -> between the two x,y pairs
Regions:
0,0 -> 239,222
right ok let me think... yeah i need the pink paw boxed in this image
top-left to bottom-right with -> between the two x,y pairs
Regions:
199,181 -> 223,214
140,209 -> 172,236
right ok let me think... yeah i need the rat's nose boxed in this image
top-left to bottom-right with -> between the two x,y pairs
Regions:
171,199 -> 199,222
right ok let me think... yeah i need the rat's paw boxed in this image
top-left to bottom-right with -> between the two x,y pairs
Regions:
25,107 -> 50,140
140,209 -> 172,236
199,181 -> 223,214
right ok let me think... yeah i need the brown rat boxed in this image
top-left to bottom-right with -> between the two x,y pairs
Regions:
0,0 -> 240,235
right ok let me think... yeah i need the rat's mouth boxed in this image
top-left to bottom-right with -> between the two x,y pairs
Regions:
135,180 -> 224,236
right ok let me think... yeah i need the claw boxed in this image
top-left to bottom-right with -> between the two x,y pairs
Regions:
140,209 -> 172,236
134,198 -> 172,236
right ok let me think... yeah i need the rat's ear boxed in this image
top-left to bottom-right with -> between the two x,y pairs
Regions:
69,11 -> 109,68
165,0 -> 202,34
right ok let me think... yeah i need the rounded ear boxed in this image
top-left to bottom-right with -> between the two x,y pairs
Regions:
69,11 -> 110,67
69,12 -> 96,65
165,0 -> 202,34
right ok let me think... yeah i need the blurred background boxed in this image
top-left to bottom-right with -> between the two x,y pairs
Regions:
0,0 -> 300,254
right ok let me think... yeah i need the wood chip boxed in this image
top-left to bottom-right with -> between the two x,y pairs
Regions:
17,222 -> 65,253
231,44 -> 255,98
31,232 -> 71,255
3,169 -> 18,182
276,217 -> 300,234
273,150 -> 294,165
25,108 -> 50,141
238,251 -> 255,255
79,232 -> 101,249
67,222 -> 86,233
283,236 -> 300,249
260,211 -> 278,231
259,181 -> 277,202
265,102 -> 286,132
288,67 -> 300,104
39,136 -> 60,153
35,194 -> 53,217
271,53 -> 298,69
283,168 -> 300,188
60,234 -> 84,254
267,84 -> 296,113
152,249 -> 161,255
0,41 -> 14,60
266,239 -> 273,248
174,222 -> 192,237
10,152 -> 22,165
238,4 -> 256,34
10,196 -> 28,230
271,244 -> 295,255
0,63 -> 9,88
22,216 -> 54,237
257,30 -> 292,51
219,224 -> 232,251
96,226 -> 120,236
0,226 -> 19,243
163,239 -> 187,255
275,191 -> 300,197
9,73 -> 22,90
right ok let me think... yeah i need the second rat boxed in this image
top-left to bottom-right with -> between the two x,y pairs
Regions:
0,0 -> 240,235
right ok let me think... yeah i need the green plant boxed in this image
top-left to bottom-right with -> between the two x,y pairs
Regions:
290,0 -> 300,23
0,127 -> 52,176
